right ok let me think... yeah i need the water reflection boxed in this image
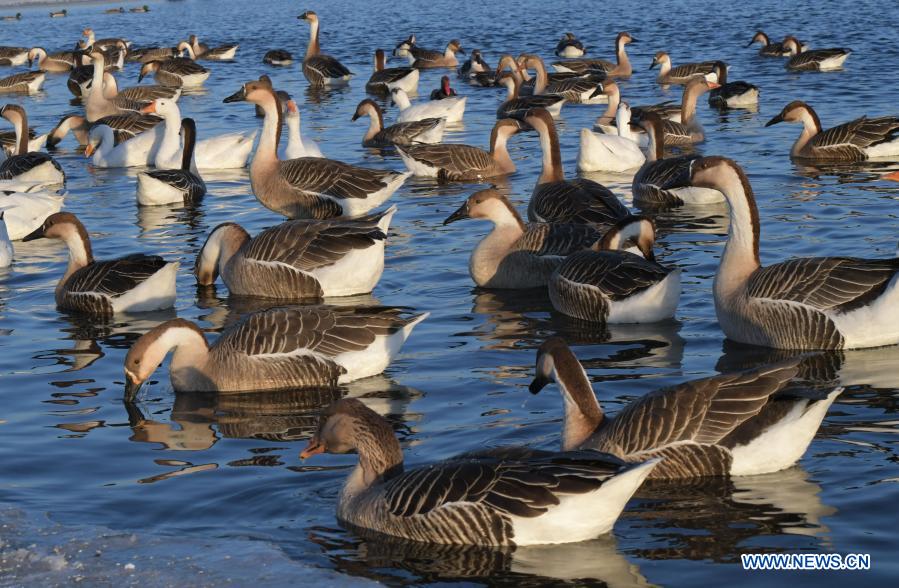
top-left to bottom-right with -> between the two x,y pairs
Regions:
135,201 -> 206,235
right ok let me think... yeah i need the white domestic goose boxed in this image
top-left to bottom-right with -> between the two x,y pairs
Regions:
0,189 -> 65,240
85,118 -> 163,168
577,102 -> 646,172
392,88 -> 465,123
0,211 -> 12,267
284,99 -> 323,159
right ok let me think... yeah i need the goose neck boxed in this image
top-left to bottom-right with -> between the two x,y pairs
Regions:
306,20 -> 320,58
713,165 -> 762,298
554,360 -> 603,450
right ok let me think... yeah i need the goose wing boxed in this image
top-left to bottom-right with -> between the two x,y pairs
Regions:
808,116 -> 899,159
789,48 -> 848,68
0,153 -> 63,180
551,58 -> 614,74
410,46 -> 443,64
91,113 -> 162,144
380,118 -> 443,145
398,144 -> 493,174
117,84 -> 179,101
529,179 -> 630,226
513,223 -> 600,256
747,256 -> 899,313
162,58 -> 208,75
498,94 -> 565,118
368,67 -> 415,85
669,61 -> 716,79
662,119 -> 693,144
1,71 -> 44,88
304,54 -> 352,78
67,254 -> 168,298
631,101 -> 681,121
634,154 -> 699,190
545,76 -> 604,97
278,158 -> 397,200
556,250 -> 671,299
145,169 -> 205,200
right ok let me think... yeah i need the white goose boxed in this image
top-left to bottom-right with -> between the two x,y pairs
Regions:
577,102 -> 646,173
284,99 -> 323,159
142,98 -> 256,170
85,119 -> 163,168
0,189 -> 65,240
0,211 -> 11,267
136,118 -> 206,206
391,88 -> 465,123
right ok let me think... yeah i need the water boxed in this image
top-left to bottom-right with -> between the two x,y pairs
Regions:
1,0 -> 898,585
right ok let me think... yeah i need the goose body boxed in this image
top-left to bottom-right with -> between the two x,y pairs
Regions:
284,99 -> 323,158
123,307 -> 428,396
0,71 -> 45,94
520,54 -> 605,105
0,190 -> 64,240
127,46 -> 177,63
783,36 -> 849,71
650,51 -> 718,85
194,207 -> 395,298
136,118 -> 206,206
298,12 -> 353,86
0,129 -> 47,159
555,33 -> 585,58
708,62 -> 759,108
577,103 -> 646,173
549,216 -> 680,323
746,31 -> 797,57
139,58 -> 210,88
444,189 -> 601,289
27,47 -> 77,73
552,32 -> 636,78
104,72 -> 181,103
0,105 -> 64,183
0,212 -> 11,267
411,39 -> 464,69
188,35 -> 238,61
0,47 -> 29,66
366,49 -> 419,94
495,56 -> 566,119
225,79 -> 408,219
765,100 -> 899,162
353,99 -> 444,147
85,119 -> 163,168
263,49 -> 293,66
690,156 -> 899,350
300,398 -> 659,546
392,88 -> 465,123
530,338 -> 841,478
22,212 -> 177,316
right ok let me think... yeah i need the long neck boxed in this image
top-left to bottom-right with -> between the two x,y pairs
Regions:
90,55 -> 105,94
790,109 -> 822,157
530,57 -> 548,94
255,91 -> 283,161
286,114 -> 303,150
615,38 -> 631,75
13,110 -> 28,155
363,109 -> 383,141
552,359 -> 603,450
306,20 -> 320,58
615,107 -> 634,140
645,122 -> 664,162
489,127 -> 514,171
657,58 -> 671,80
163,327 -> 212,384
102,73 -> 118,98
714,166 -> 762,298
534,119 -> 564,183
597,83 -> 619,124
342,421 -> 404,502
681,84 -> 701,125
181,122 -> 195,171
58,226 -> 93,294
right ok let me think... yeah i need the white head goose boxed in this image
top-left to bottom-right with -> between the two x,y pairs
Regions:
690,156 -> 899,349
22,212 -> 178,316
395,119 -> 522,181
653,77 -> 720,145
0,71 -> 45,94
390,87 -> 466,123
783,36 -> 849,71
27,47 -> 78,73
707,61 -> 759,109
49,9 -> 67,18
0,105 -> 64,183
555,32 -> 586,58
553,32 -> 637,78
530,338 -> 841,478
284,99 -> 324,158
366,48 -> 419,95
412,39 -> 465,69
443,188 -> 601,289
0,211 -> 11,267
0,47 -> 29,66
650,51 -> 718,85
494,56 -> 566,119
224,79 -> 409,219
138,58 -> 210,88
298,11 -> 354,86
136,117 -> 206,206
523,108 -> 631,227
141,98 -> 256,170
518,54 -> 605,105
84,113 -> 165,168
102,71 -> 181,103
263,49 -> 293,66
765,100 -> 899,161
195,206 -> 396,298
129,5 -> 150,13
188,34 -> 238,61
123,307 -> 428,397
548,215 -> 681,323
630,112 -> 723,206
577,102 -> 646,173
352,99 -> 445,148
301,398 -> 658,546
429,75 -> 457,100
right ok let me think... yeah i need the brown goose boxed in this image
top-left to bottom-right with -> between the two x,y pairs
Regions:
123,307 -> 428,397
352,99 -> 445,147
523,108 -> 630,227
136,118 -> 206,206
783,36 -> 850,71
746,31 -> 795,57
0,47 -> 29,66
0,105 -> 64,183
530,338 -> 841,479
650,51 -> 718,85
188,34 -> 238,61
690,156 -> 899,349
653,77 -> 720,145
224,79 -> 409,219
0,71 -> 45,94
103,72 -> 181,103
27,47 -> 79,72
552,32 -> 637,78
46,113 -> 153,148
366,48 -> 419,94
300,398 -> 659,546
518,54 -> 605,105
127,46 -> 177,63
411,39 -> 465,69
298,11 -> 353,86
86,51 -> 147,122
81,28 -> 129,52
138,58 -> 210,88
765,100 -> 899,162
395,119 -> 523,181
494,56 -> 566,119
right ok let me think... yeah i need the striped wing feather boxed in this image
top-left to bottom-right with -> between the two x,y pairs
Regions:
145,169 -> 206,201
163,58 -> 208,75
513,223 -> 600,256
808,116 -> 899,159
368,67 -> 415,85
557,250 -> 671,299
669,61 -> 716,79
305,55 -> 352,79
789,49 -> 848,69
635,154 -> 699,190
91,113 -> 162,144
551,59 -> 614,74
66,254 -> 168,297
530,179 -> 630,225
0,152 -> 63,180
401,144 -> 493,175
379,119 -> 443,145
1,71 -> 43,88
498,95 -> 564,118
279,158 -> 394,199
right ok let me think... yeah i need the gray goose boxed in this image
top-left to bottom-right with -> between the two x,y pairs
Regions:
138,58 -> 210,88
188,35 -> 238,61
46,112 -> 163,148
494,56 -> 566,119
0,46 -> 29,66
783,36 -> 850,71
690,156 -> 899,350
366,49 -> 419,95
224,79 -> 409,219
123,307 -> 428,397
127,46 -> 177,63
81,28 -> 129,52
300,398 -> 658,546
21,212 -> 178,317
524,108 -> 631,227
135,118 -> 206,206
0,71 -> 45,94
650,51 -> 718,85
194,206 -> 395,298
530,338 -> 841,479
0,105 -> 64,183
518,54 -> 605,105
746,31 -> 794,57
443,188 -> 601,289
298,11 -> 353,86
86,51 -> 148,121
352,99 -> 445,148
411,39 -> 465,69
552,32 -> 637,78
765,100 -> 899,162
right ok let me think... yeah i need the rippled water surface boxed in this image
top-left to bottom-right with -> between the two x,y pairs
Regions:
2,0 -> 899,585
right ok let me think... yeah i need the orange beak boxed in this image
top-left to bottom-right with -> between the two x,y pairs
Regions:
299,438 -> 325,460
708,81 -> 721,89
884,171 -> 899,182
140,102 -> 157,114
84,143 -> 95,157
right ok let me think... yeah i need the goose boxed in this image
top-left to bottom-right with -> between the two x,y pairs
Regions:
27,47 -> 78,72
142,98 -> 256,170
366,48 -> 419,95
127,46 -> 177,63
548,215 -> 680,322
123,306 -> 428,397
129,5 -> 150,13
411,39 -> 465,69
263,49 -> 293,66
300,398 -> 659,546
47,112 -> 161,149
0,105 -> 64,183
519,54 -> 605,105
0,189 -> 64,240
49,10 -> 67,18
530,338 -> 842,478
22,212 -> 178,316
783,36 -> 849,71
746,31 -> 792,57
352,99 -> 445,148
86,51 -> 147,122
188,34 -> 238,61
552,32 -> 637,78
194,206 -> 395,298
653,77 -> 719,145
650,51 -> 718,85
0,127 -> 47,157
284,99 -> 323,158
524,108 -> 631,227
84,116 -> 164,168
298,11 -> 353,86
104,8 -> 125,15
631,113 -> 722,206
0,47 -> 29,66
0,71 -> 45,94
707,61 -> 759,108
138,58 -> 210,88
254,74 -> 290,119
224,79 -> 408,219
689,155 -> 899,349
136,118 -> 206,206
103,71 -> 181,103
443,188 -> 600,288
555,33 -> 585,58
391,88 -> 466,123
395,119 -> 522,181
392,34 -> 418,62
0,211 -> 11,267
81,28 -> 129,52
765,101 -> 899,162
2,13 -> 21,21
457,48 -> 490,78
494,56 -> 566,119
430,75 -> 457,100
577,102 -> 646,173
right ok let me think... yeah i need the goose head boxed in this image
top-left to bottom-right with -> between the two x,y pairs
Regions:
194,221 -> 250,285
765,100 -> 819,130
177,41 -> 195,60
47,114 -> 86,148
297,10 -> 318,24
595,215 -> 657,261
529,337 -> 580,394
389,87 -> 412,109
616,31 -> 638,46
84,124 -> 114,157
123,318 -> 208,400
140,97 -> 178,118
782,35 -> 803,55
21,211 -> 88,245
26,47 -> 46,67
286,99 -> 301,122
649,51 -> 669,70
352,98 -> 380,122
223,79 -> 278,107
444,188 -> 523,228
446,39 -> 465,55
393,34 -> 415,56
746,30 -> 769,48
137,60 -> 160,82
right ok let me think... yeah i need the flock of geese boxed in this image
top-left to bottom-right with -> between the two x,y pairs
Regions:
2,7 -> 899,551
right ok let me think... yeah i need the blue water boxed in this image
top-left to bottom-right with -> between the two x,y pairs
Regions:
1,0 -> 898,585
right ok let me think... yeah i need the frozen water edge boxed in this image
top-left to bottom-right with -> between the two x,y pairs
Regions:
0,509 -> 375,586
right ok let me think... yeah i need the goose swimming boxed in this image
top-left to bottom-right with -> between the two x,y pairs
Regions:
284,99 -> 323,158
298,11 -> 353,86
352,99 -> 445,147
783,36 -> 850,71
366,48 -> 419,95
0,71 -> 45,94
0,105 -> 64,183
139,58 -> 210,88
494,56 -> 566,119
707,61 -> 759,108
391,87 -> 465,123
552,32 -> 637,78
577,102 -> 646,173
650,51 -> 718,85
555,33 -> 586,58
136,118 -> 206,206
